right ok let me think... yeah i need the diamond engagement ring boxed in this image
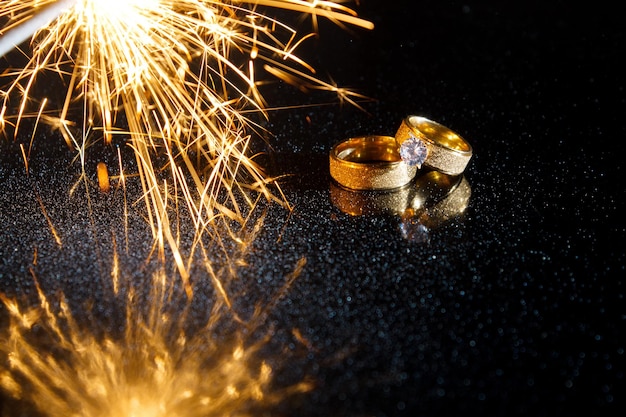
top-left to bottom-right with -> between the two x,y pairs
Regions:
395,115 -> 473,175
329,135 -> 418,190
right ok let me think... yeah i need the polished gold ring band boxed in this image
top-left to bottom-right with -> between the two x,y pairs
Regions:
329,135 -> 417,190
395,115 -> 473,175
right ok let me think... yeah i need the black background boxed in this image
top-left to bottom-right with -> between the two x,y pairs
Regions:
1,1 -> 625,416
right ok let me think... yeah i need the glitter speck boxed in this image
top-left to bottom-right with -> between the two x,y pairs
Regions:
399,136 -> 428,167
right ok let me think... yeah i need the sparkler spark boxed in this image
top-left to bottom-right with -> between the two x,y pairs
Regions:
1,0 -> 372,288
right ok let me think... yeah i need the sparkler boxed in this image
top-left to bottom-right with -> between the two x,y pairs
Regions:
0,0 -> 373,289
0,0 -> 76,58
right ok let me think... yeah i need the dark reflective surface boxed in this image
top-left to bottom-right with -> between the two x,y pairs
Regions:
1,1 -> 625,416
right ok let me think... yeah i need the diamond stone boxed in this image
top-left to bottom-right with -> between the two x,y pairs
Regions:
399,135 -> 428,168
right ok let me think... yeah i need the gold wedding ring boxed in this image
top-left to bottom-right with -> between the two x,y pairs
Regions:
395,115 -> 472,175
329,135 -> 417,190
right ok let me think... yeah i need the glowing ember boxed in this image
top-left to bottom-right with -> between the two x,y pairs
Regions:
97,161 -> 110,193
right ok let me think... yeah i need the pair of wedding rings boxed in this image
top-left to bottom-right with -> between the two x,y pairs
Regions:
329,115 -> 472,191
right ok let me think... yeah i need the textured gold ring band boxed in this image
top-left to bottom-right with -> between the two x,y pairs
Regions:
329,135 -> 417,190
395,115 -> 473,175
